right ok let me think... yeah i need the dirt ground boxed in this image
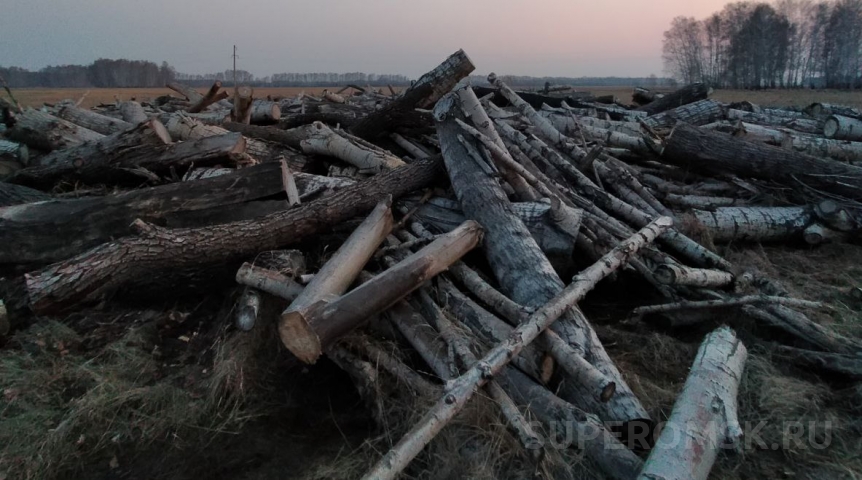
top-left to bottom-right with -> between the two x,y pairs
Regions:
12,86 -> 862,110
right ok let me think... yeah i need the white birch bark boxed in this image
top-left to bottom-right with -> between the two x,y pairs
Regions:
301,121 -> 405,173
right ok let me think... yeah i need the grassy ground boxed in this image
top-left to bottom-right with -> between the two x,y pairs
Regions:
12,86 -> 862,110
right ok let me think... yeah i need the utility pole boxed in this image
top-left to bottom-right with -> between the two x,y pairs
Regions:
232,45 -> 239,120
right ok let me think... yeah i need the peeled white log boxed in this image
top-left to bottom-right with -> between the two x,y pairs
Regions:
654,263 -> 734,288
279,199 -> 394,362
322,90 -> 346,104
824,115 -> 862,141
638,326 -> 747,480
688,206 -> 813,242
301,121 -> 405,174
118,101 -> 148,124
361,217 -> 673,480
250,100 -> 281,123
54,104 -> 133,135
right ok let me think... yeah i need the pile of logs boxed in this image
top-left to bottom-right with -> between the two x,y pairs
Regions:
1,50 -> 860,480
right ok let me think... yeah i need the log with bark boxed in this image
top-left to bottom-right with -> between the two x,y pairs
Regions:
824,115 -> 862,141
166,82 -> 204,104
301,121 -> 405,173
685,206 -> 814,243
250,100 -> 281,123
663,123 -> 862,200
188,81 -> 228,113
54,103 -> 133,135
349,49 -> 475,140
0,181 -> 51,207
643,99 -> 725,130
118,101 -> 148,124
636,82 -> 709,116
5,109 -> 104,151
638,326 -> 747,480
25,155 -> 443,313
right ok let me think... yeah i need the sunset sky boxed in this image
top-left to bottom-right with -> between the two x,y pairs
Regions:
2,0 -> 739,78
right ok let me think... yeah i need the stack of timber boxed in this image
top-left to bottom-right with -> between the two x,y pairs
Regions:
1,49 -> 860,480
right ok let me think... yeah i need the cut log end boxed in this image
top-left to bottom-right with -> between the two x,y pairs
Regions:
279,309 -> 323,364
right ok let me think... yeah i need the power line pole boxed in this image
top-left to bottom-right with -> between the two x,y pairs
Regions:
232,45 -> 239,120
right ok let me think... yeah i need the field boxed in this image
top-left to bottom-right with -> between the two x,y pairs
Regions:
12,86 -> 862,110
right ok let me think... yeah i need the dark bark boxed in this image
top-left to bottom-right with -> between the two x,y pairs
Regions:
5,109 -> 104,151
224,122 -> 311,149
663,123 -> 862,200
25,156 -> 444,313
636,82 -> 709,116
0,182 -> 52,207
349,49 -> 474,140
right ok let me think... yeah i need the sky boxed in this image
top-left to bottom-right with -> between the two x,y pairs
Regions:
1,0 -> 739,78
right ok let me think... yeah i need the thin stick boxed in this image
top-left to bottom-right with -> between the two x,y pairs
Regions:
361,216 -> 673,480
633,295 -> 824,317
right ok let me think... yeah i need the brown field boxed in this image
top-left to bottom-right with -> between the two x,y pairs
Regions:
12,85 -> 862,110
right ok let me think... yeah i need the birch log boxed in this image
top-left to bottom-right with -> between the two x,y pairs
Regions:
236,262 -> 304,302
5,109 -> 104,151
250,100 -> 282,123
686,206 -> 813,242
435,92 -> 650,425
806,103 -> 862,119
278,199 -> 394,361
643,99 -> 725,130
118,101 -> 148,124
654,263 -> 735,288
301,122 -> 405,173
824,115 -> 862,141
54,104 -> 133,135
727,108 -> 822,134
24,156 -> 443,313
734,121 -> 862,163
638,326 -> 747,480
663,123 -> 862,200
361,217 -> 672,480
279,221 -> 481,363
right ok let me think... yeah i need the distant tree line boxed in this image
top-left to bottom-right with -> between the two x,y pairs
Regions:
1,59 -> 177,88
663,0 -> 862,89
174,70 -> 411,87
468,74 -> 676,88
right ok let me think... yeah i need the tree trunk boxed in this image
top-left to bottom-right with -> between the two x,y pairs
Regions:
806,102 -> 862,119
0,182 -> 51,207
25,156 -> 443,313
663,123 -> 862,200
1,164 -> 348,265
435,91 -> 651,426
280,220 -> 481,364
118,101 -> 148,124
654,264 -> 734,288
643,99 -> 725,130
734,121 -> 862,163
636,82 -> 709,116
824,115 -> 862,141
279,199 -> 394,362
727,108 -> 822,135
250,100 -> 281,124
166,82 -> 204,103
638,326 -> 747,480
233,86 -> 254,124
9,128 -> 245,189
301,122 -> 405,173
5,109 -> 104,151
685,206 -> 813,242
350,49 -> 475,140
54,104 -> 133,135
188,81 -> 227,113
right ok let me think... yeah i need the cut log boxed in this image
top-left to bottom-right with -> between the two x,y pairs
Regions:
803,223 -> 849,245
279,199 -> 394,361
5,109 -> 104,151
188,81 -> 227,113
824,115 -> 862,141
663,123 -> 862,200
806,102 -> 862,119
643,99 -> 725,130
733,121 -> 862,163
0,163 -> 342,264
224,122 -> 311,149
301,122 -> 405,173
540,110 -> 643,137
350,49 -> 475,140
9,128 -> 245,189
54,104 -> 133,135
250,100 -> 281,123
279,220 -> 481,364
166,82 -> 204,103
727,108 -> 822,135
0,182 -> 51,207
654,264 -> 734,288
236,262 -> 304,302
361,217 -> 672,480
435,91 -> 650,425
24,156 -> 444,313
638,326 -> 747,480
233,86 -> 254,124
636,82 -> 709,116
686,206 -> 813,242
118,101 -> 148,124
235,288 -> 261,331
